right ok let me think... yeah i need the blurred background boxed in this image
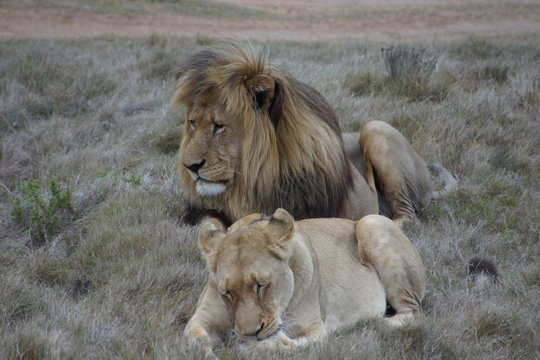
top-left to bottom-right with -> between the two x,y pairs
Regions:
2,0 -> 540,41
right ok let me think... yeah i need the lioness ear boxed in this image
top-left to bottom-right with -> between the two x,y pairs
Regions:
198,221 -> 226,258
246,75 -> 284,127
267,208 -> 294,245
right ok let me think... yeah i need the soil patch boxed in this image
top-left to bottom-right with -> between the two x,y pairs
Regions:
1,0 -> 539,41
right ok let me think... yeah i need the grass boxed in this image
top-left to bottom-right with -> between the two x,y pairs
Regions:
0,35 -> 539,359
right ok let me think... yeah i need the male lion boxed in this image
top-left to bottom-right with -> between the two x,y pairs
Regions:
172,43 -> 455,226
184,209 -> 426,354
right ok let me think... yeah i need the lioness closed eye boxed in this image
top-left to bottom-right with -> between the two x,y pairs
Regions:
184,209 -> 426,354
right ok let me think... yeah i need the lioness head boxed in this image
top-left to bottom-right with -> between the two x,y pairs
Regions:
198,209 -> 296,340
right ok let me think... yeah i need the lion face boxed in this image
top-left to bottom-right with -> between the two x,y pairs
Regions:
179,102 -> 242,197
198,210 -> 296,340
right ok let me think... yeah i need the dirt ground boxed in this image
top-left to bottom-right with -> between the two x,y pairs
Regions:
1,0 -> 540,41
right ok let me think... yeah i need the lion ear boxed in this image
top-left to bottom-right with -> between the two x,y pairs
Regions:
267,208 -> 294,245
246,75 -> 284,127
198,221 -> 226,258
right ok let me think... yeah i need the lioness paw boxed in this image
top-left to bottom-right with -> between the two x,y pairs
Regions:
183,336 -> 216,360
241,331 -> 297,353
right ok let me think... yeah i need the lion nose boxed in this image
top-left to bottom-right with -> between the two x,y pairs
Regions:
238,322 -> 265,338
184,159 -> 206,174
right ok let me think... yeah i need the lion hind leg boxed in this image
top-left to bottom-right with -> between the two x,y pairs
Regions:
360,121 -> 432,225
355,215 -> 426,324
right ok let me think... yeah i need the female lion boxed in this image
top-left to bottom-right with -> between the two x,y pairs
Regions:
184,209 -> 426,355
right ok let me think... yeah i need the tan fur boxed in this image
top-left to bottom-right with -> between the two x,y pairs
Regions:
173,43 -> 435,226
360,121 -> 433,225
184,209 -> 426,354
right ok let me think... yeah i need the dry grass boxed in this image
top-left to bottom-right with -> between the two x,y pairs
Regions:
1,35 -> 539,359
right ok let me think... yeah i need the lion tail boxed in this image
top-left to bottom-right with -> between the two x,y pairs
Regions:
427,163 -> 457,199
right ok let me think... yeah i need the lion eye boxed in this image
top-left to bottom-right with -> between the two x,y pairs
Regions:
213,122 -> 225,135
221,290 -> 233,303
189,120 -> 195,131
255,283 -> 266,295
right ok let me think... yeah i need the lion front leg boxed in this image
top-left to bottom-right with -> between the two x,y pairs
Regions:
183,322 -> 216,358
183,284 -> 232,357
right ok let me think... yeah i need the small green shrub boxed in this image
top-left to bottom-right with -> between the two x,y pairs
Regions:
10,179 -> 74,244
95,170 -> 143,185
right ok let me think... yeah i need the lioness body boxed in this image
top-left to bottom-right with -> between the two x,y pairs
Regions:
185,210 -> 426,354
299,218 -> 387,331
172,43 -> 440,227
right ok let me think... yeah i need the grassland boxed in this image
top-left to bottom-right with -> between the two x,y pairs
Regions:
0,35 -> 539,359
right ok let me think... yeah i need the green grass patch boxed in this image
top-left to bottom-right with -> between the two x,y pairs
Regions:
0,40 -> 120,132
0,278 -> 48,326
450,38 -> 504,60
151,128 -> 183,155
344,72 -> 385,97
470,64 -> 512,85
146,0 -> 269,19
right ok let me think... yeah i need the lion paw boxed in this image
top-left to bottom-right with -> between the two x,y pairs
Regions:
241,331 -> 296,353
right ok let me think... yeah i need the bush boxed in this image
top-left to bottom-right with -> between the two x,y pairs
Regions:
383,45 -> 437,81
10,179 -> 74,244
346,46 -> 454,102
382,45 -> 442,101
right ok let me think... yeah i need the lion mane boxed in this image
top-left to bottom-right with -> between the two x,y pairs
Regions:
172,43 -> 355,224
